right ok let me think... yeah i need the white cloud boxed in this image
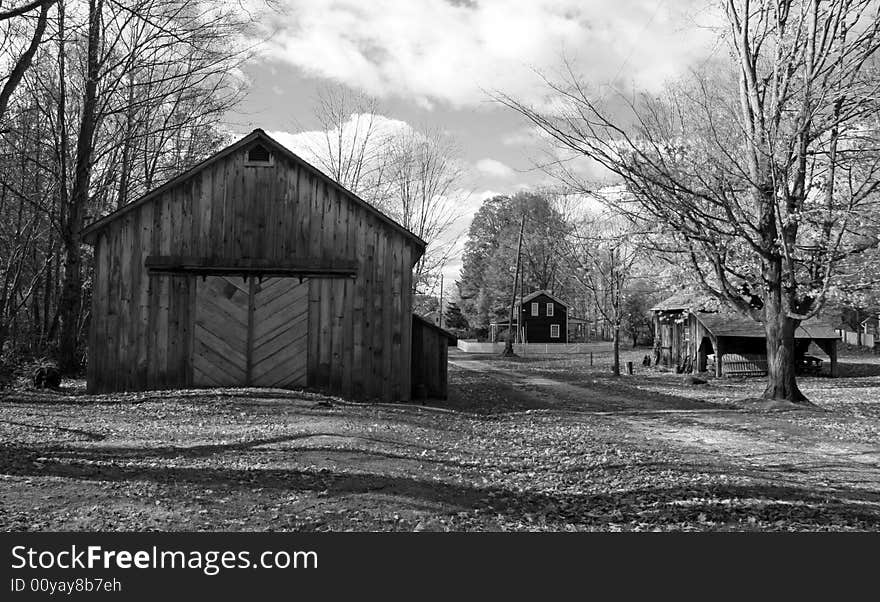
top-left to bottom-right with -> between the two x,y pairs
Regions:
475,158 -> 515,179
257,0 -> 718,108
267,113 -> 413,171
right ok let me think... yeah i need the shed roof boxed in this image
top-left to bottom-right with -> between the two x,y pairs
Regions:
695,313 -> 840,340
651,290 -> 721,312
413,314 -> 458,342
80,129 -> 427,252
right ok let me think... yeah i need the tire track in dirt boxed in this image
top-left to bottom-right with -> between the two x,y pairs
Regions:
449,355 -> 880,497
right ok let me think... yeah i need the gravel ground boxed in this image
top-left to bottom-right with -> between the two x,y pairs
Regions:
1,346 -> 878,532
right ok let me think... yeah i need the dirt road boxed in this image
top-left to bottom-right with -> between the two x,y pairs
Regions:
448,350 -> 880,512
0,350 -> 878,531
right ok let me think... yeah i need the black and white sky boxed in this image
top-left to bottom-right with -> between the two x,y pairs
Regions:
228,0 -> 722,285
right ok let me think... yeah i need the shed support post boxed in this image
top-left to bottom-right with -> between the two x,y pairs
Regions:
829,340 -> 837,378
715,338 -> 724,378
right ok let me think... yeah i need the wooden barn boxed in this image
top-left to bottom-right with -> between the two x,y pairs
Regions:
411,315 -> 457,400
652,293 -> 839,377
82,129 -> 428,401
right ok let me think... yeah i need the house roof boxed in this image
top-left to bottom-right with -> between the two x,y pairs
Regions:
413,314 -> 458,342
491,290 -> 571,315
80,129 -> 427,252
694,313 -> 840,340
518,290 -> 569,308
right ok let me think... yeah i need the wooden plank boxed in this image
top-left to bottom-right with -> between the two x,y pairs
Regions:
371,230 -> 386,399
246,276 -> 256,385
193,322 -> 248,368
250,276 -> 309,388
330,278 -> 344,392
295,167 -> 309,259
253,348 -> 307,386
307,277 -> 320,389
389,236 -> 402,400
167,274 -> 181,388
121,213 -> 135,391
88,231 -> 111,392
339,199 -> 355,397
400,242 -> 414,401
254,304 -> 307,346
135,203 -> 152,389
252,318 -> 307,367
318,277 -> 332,388
253,278 -> 307,315
350,213 -> 366,398
192,345 -> 246,383
106,223 -> 121,391
144,255 -> 358,276
198,291 -> 249,333
192,362 -> 226,387
382,233 -> 395,401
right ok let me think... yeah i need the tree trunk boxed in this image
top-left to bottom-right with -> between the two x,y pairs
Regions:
612,325 -> 620,376
57,0 -> 101,373
762,268 -> 808,403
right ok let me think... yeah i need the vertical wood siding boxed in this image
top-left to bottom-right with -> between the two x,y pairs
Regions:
88,144 -> 419,401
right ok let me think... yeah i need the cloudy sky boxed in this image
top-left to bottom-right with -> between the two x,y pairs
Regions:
228,0 -> 721,288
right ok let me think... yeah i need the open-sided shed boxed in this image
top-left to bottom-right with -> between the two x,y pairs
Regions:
691,313 -> 839,377
82,129 -> 426,401
652,292 -> 839,377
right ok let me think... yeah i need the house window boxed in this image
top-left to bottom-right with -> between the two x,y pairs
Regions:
546,303 -> 554,317
531,302 -> 539,316
550,324 -> 560,338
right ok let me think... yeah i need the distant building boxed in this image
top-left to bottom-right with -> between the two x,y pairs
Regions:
489,290 -> 572,344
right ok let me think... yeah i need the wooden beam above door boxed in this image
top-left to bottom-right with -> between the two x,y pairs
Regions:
145,255 -> 358,278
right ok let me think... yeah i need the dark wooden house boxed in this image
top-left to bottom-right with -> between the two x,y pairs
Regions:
490,290 -> 569,343
652,293 -> 839,377
82,129 -> 427,401
411,315 -> 457,400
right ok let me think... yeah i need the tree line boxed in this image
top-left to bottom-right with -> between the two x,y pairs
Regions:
455,190 -> 663,374
0,0 -> 250,372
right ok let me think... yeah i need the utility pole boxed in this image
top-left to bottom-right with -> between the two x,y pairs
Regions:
503,213 -> 526,357
439,274 -> 444,329
519,245 -> 525,344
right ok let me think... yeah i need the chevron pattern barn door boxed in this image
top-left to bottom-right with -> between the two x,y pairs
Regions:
191,276 -> 309,388
192,276 -> 250,386
250,278 -> 309,388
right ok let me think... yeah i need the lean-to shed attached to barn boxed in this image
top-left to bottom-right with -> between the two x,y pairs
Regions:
82,129 -> 427,401
411,315 -> 457,400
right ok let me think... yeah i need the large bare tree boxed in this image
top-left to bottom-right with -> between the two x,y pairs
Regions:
304,88 -> 465,295
386,126 -> 463,294
499,0 -> 880,402
561,206 -> 645,376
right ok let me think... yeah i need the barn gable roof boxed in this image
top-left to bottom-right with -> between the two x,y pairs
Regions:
81,129 -> 427,252
694,313 -> 840,340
